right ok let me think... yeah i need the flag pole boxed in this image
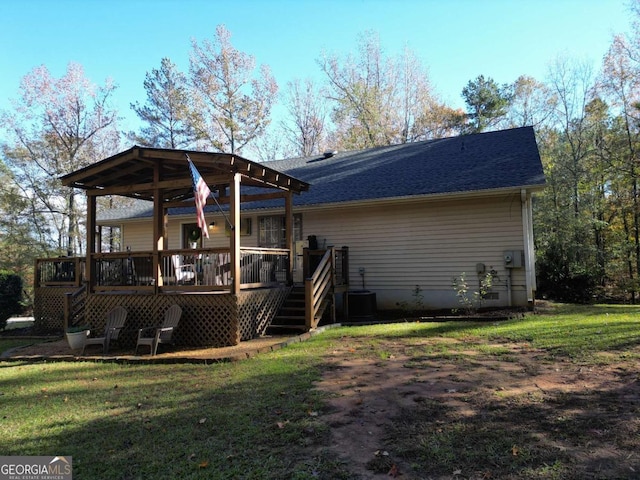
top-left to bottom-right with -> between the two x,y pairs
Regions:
186,154 -> 234,231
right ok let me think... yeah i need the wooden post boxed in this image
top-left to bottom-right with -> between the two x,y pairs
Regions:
342,246 -> 350,321
302,247 -> 309,280
330,246 -> 336,323
285,191 -> 294,285
33,259 -> 40,289
305,277 -> 313,330
342,246 -> 350,285
229,172 -> 241,294
85,194 -> 96,292
153,160 -> 164,292
63,292 -> 72,332
74,256 -> 82,287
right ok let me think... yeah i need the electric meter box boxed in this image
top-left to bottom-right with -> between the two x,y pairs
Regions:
503,250 -> 524,268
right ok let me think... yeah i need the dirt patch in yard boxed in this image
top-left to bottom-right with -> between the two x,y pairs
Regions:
314,336 -> 640,479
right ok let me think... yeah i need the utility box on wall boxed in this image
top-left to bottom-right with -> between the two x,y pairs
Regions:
504,250 -> 524,268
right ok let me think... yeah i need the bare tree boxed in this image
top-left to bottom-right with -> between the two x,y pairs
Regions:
251,125 -> 289,162
318,31 -> 449,149
504,75 -> 556,128
394,46 -> 454,142
281,78 -> 328,156
319,31 -> 398,149
0,62 -> 120,255
547,56 -> 596,215
189,25 -> 278,154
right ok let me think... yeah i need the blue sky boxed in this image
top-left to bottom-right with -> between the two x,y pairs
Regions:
0,0 -> 633,134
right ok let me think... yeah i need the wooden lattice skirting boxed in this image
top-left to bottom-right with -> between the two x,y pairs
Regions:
34,286 -> 79,332
34,286 -> 292,348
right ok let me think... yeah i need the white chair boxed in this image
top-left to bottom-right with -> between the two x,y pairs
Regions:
82,306 -> 128,355
135,304 -> 182,356
171,255 -> 196,284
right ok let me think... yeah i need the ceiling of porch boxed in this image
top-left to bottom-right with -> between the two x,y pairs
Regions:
60,146 -> 310,203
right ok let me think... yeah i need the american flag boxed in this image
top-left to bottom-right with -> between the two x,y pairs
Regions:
187,155 -> 211,239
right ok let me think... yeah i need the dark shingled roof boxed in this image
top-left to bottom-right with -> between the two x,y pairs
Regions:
98,126 -> 545,221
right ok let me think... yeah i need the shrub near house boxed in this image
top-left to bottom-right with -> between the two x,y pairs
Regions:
0,271 -> 23,330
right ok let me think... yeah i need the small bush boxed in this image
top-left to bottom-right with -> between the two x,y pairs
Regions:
452,272 -> 493,314
0,271 -> 23,330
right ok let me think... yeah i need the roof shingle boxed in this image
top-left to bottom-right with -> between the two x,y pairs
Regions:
98,126 -> 545,221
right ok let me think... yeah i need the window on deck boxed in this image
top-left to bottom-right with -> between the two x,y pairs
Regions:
258,214 -> 302,248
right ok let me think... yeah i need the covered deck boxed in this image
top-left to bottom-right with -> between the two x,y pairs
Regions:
34,147 -> 313,347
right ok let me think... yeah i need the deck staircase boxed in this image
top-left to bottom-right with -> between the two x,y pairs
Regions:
64,284 -> 88,330
268,246 -> 349,334
268,286 -> 330,333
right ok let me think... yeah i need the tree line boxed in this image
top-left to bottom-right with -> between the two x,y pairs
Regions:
2,7 -> 640,305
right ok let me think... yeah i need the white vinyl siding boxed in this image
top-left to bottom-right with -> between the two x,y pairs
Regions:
121,222 -> 152,251
115,192 -> 531,309
119,215 -> 261,251
298,193 -> 527,309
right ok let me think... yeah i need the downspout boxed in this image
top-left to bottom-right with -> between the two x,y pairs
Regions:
521,189 -> 536,306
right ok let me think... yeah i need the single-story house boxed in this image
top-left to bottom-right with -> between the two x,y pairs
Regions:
33,126 -> 544,347
97,126 -> 545,313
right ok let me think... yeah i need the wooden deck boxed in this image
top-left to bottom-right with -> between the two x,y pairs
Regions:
33,247 -> 349,348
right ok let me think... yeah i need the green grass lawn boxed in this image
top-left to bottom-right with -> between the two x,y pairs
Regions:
0,338 -> 40,354
0,303 -> 639,479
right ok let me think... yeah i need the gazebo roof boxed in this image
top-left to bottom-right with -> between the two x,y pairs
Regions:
60,146 -> 310,203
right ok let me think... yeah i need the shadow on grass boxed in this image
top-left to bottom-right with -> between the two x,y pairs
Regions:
0,351 -> 354,480
386,363 -> 640,479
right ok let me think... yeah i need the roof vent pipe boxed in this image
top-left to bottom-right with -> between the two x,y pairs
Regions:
323,150 -> 338,159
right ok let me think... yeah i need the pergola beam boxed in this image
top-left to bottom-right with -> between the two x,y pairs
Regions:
60,146 -> 310,295
85,174 -> 232,197
161,191 -> 288,209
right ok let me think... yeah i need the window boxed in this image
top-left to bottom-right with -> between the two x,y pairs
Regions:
99,226 -> 121,252
183,223 -> 203,248
258,214 -> 302,248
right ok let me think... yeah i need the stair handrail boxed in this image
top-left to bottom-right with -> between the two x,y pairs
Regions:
305,247 -> 334,329
63,283 -> 87,331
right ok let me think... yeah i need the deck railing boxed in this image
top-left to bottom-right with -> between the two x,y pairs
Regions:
305,248 -> 334,329
35,257 -> 86,287
304,246 -> 349,287
36,247 -> 290,293
302,246 -> 350,328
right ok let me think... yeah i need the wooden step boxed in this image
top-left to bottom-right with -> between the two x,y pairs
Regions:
268,286 -> 309,334
267,324 -> 308,332
276,303 -> 305,316
273,315 -> 305,321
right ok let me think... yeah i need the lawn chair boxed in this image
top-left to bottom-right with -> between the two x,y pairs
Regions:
171,255 -> 196,285
135,304 -> 182,356
82,306 -> 128,355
